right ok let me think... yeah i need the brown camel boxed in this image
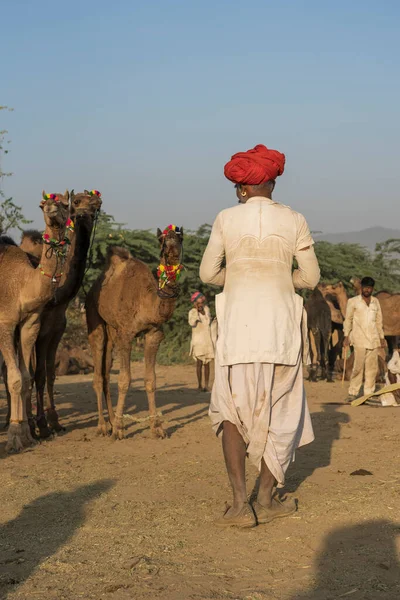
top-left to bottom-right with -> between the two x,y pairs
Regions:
19,229 -> 43,263
86,225 -> 183,439
0,191 -> 70,452
304,288 -> 332,381
318,282 -> 349,377
34,190 -> 102,436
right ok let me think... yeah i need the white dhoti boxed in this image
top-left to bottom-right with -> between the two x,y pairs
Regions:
209,351 -> 314,486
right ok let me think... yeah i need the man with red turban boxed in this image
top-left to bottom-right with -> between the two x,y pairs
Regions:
200,144 -> 320,528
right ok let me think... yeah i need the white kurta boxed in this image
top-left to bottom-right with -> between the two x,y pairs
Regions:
188,305 -> 215,364
200,196 -> 320,483
343,296 -> 384,349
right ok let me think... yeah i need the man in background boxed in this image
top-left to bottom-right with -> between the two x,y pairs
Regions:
343,277 -> 385,401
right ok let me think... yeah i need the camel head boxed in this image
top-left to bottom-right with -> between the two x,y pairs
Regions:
350,277 -> 361,294
70,189 -> 102,222
318,281 -> 348,319
40,190 -> 70,231
157,224 -> 184,266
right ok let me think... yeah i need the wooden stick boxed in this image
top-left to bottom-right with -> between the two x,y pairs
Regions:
342,350 -> 347,386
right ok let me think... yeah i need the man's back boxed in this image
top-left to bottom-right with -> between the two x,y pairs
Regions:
200,196 -> 319,366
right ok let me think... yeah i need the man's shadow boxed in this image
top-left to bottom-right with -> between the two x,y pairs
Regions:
283,402 -> 350,493
291,520 -> 400,599
0,479 -> 114,599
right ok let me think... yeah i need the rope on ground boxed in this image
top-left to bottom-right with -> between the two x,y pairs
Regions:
123,412 -> 163,423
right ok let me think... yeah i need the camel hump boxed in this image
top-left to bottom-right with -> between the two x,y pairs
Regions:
106,246 -> 132,266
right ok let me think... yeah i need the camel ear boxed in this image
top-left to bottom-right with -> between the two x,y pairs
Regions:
157,228 -> 163,242
60,190 -> 69,206
70,189 -> 75,201
84,189 -> 90,195
179,226 -> 184,240
42,190 -> 47,200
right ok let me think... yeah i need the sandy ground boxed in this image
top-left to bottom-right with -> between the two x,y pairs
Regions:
0,363 -> 399,600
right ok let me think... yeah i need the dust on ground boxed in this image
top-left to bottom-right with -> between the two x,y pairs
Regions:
0,363 -> 399,600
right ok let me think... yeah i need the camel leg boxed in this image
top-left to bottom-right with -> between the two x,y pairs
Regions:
325,332 -> 334,382
88,312 -> 109,436
307,329 -> 317,382
44,325 -> 66,432
35,336 -> 52,438
2,361 -> 11,428
112,334 -> 134,440
103,326 -> 116,427
144,328 -> 166,439
18,316 -> 40,445
0,324 -> 29,453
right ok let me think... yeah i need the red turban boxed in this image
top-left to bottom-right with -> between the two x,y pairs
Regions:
224,144 -> 285,185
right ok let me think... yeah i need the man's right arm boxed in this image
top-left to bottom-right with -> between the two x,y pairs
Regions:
343,299 -> 355,346
200,213 -> 226,286
188,308 -> 200,328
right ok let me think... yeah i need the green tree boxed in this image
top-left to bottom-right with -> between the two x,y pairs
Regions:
0,106 -> 32,234
314,240 -> 400,293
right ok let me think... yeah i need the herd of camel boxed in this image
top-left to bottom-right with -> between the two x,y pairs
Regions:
305,280 -> 400,382
0,190 -> 183,453
1,191 -> 399,454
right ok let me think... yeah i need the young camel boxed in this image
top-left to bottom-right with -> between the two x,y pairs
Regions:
86,225 -> 183,439
0,192 -> 70,451
34,190 -> 102,436
20,230 -> 43,263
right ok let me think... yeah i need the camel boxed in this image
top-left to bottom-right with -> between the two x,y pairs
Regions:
0,191 -> 70,452
33,190 -> 102,436
86,225 -> 183,439
304,289 -> 332,381
318,282 -> 349,377
20,229 -> 43,262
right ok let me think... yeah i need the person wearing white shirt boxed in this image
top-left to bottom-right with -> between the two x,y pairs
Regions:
343,277 -> 385,401
200,144 -> 320,528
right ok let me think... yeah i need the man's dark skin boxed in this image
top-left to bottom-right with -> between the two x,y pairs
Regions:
222,180 -> 311,518
343,284 -> 385,349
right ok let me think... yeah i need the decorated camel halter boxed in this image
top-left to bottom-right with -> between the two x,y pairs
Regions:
157,224 -> 184,293
40,192 -> 75,281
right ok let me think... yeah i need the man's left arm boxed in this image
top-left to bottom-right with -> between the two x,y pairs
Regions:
292,213 -> 320,290
376,300 -> 385,346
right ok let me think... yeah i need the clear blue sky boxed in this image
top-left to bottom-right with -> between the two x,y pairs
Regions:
2,0 -> 399,234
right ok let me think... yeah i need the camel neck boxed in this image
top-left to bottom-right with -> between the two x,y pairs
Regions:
33,224 -> 68,302
51,216 -> 94,306
156,295 -> 177,323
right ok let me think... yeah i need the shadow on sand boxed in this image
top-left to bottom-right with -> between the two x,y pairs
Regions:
290,519 -> 400,599
284,402 -> 350,493
250,402 -> 350,499
0,376 -> 210,451
0,480 -> 114,599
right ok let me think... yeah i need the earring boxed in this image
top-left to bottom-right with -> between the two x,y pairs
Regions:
241,191 -> 247,197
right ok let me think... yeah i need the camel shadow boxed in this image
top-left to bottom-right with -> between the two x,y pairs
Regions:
290,520 -> 400,599
0,480 -> 114,599
14,378 -> 210,440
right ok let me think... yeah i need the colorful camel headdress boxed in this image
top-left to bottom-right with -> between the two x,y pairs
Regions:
42,192 -> 59,202
161,224 -> 182,236
89,190 -> 102,198
157,224 -> 184,290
